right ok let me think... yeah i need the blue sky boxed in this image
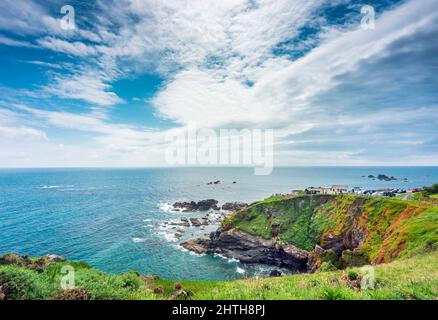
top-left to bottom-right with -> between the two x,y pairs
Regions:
0,0 -> 437,167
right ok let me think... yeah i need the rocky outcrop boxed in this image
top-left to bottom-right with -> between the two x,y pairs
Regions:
173,199 -> 220,212
0,253 -> 65,270
307,245 -> 341,272
221,202 -> 248,212
377,174 -> 397,181
368,174 -> 400,181
269,270 -> 282,277
181,228 -> 308,271
46,254 -> 65,263
189,218 -> 202,227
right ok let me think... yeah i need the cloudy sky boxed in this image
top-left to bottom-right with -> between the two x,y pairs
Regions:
0,0 -> 437,167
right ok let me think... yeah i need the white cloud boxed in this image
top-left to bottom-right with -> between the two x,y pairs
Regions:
43,72 -> 124,106
1,0 -> 438,166
0,0 -> 58,35
23,60 -> 63,69
0,125 -> 47,140
37,37 -> 99,57
153,0 -> 438,129
0,35 -> 38,48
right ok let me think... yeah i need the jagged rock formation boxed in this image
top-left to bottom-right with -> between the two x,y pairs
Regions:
173,199 -> 220,212
221,202 -> 248,211
181,228 -> 308,271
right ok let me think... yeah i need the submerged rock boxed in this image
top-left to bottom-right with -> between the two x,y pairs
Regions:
169,221 -> 190,227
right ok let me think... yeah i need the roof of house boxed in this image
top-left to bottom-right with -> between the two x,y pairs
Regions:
331,185 -> 348,189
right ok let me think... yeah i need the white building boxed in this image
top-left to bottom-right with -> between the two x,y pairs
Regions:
327,185 -> 348,194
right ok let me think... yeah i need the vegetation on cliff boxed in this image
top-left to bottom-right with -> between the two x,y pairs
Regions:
1,251 -> 438,300
223,194 -> 438,266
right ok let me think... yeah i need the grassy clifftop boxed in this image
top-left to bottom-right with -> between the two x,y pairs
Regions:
223,194 -> 438,264
1,251 -> 438,300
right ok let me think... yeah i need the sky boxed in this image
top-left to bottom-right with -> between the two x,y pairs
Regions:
0,0 -> 437,168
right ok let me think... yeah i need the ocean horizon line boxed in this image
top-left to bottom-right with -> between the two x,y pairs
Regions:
1,165 -> 438,170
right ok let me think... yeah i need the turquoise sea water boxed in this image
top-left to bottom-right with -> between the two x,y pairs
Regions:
0,167 -> 437,280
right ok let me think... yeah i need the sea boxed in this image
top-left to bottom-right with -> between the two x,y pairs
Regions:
0,167 -> 437,280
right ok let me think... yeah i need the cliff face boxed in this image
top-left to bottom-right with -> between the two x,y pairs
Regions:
182,195 -> 438,271
181,228 -> 309,271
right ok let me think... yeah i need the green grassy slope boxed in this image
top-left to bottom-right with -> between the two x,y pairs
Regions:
223,195 -> 438,264
1,251 -> 438,300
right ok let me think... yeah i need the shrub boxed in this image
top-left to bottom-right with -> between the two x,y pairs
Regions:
423,183 -> 438,196
347,270 -> 359,281
318,262 -> 338,272
0,266 -> 55,299
320,287 -> 346,300
118,272 -> 141,290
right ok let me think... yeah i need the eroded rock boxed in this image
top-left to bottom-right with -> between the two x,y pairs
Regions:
181,228 -> 308,270
221,202 -> 248,212
173,199 -> 220,212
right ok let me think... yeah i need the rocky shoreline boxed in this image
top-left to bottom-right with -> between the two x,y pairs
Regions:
181,228 -> 308,271
176,195 -> 373,275
156,200 -> 249,244
172,200 -> 248,212
172,199 -> 311,272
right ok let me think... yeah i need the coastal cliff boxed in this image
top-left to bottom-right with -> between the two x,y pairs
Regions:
1,192 -> 437,300
181,194 -> 438,272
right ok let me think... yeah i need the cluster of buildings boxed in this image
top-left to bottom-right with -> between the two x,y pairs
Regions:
300,185 -> 349,195
289,185 -> 419,197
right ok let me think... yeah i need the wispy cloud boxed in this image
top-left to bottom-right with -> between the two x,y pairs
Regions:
0,0 -> 437,167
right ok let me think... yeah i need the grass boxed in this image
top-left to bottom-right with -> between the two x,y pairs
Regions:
225,194 -> 438,264
1,251 -> 438,300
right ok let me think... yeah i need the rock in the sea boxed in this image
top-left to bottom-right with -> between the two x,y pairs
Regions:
197,199 -> 220,211
181,236 -> 210,254
221,202 -> 248,211
173,199 -> 220,212
173,201 -> 198,212
181,228 -> 308,270
369,173 -> 398,181
189,218 -> 202,227
169,221 -> 190,227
